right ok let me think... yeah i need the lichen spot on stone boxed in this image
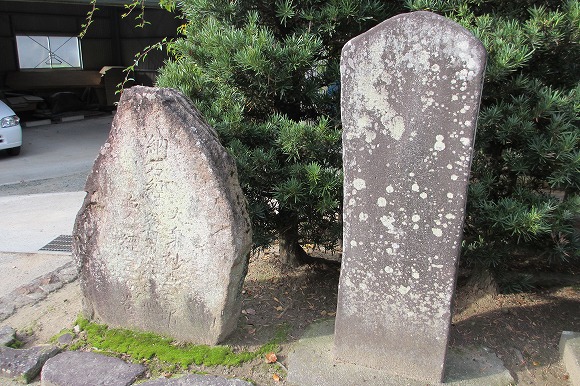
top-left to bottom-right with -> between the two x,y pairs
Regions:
350,240 -> 358,247
353,178 -> 366,190
420,192 -> 428,199
359,212 -> 369,221
412,214 -> 420,222
460,137 -> 471,147
411,183 -> 420,192
434,135 -> 445,151
384,266 -> 394,274
398,285 -> 411,295
386,185 -> 394,193
365,130 -> 377,144
389,115 -> 406,141
432,228 -> 443,237
451,174 -> 458,181
377,197 -> 387,207
447,193 -> 454,199
380,215 -> 396,231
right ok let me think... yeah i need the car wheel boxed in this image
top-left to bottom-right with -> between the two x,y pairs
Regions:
7,146 -> 21,156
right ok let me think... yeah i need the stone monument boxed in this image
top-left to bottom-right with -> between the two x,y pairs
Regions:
73,86 -> 252,345
335,11 -> 486,383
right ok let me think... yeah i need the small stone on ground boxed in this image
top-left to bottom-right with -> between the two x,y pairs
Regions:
41,351 -> 145,386
0,326 -> 16,346
0,345 -> 59,383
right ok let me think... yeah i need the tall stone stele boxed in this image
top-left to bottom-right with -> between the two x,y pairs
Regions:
73,86 -> 252,345
335,12 -> 486,383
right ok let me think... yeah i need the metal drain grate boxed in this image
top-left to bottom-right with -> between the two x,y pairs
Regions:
40,234 -> 73,252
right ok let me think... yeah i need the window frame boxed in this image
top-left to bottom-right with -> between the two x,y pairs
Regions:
15,34 -> 83,70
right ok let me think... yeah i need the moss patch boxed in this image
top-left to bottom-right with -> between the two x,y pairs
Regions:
74,317 -> 288,369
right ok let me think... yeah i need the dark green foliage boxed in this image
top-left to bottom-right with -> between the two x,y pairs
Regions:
406,0 -> 579,277
158,0 -> 578,278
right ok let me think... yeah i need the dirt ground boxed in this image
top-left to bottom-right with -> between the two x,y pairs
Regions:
3,249 -> 579,385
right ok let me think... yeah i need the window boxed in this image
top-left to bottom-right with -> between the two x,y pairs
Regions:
15,35 -> 82,70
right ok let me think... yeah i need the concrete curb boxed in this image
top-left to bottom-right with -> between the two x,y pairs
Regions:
0,261 -> 78,322
560,331 -> 580,386
287,319 -> 514,386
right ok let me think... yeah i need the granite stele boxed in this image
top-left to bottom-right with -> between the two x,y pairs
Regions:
335,11 -> 486,383
73,86 -> 252,345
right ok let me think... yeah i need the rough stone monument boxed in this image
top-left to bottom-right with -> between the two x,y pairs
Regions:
73,86 -> 252,345
335,11 -> 486,383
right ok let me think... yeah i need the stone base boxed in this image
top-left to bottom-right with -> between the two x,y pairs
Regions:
287,319 -> 514,386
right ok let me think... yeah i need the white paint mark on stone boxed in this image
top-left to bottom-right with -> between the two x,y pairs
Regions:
353,178 -> 366,190
432,228 -> 443,237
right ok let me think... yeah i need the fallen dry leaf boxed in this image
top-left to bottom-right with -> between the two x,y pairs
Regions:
265,352 -> 278,363
272,373 -> 281,382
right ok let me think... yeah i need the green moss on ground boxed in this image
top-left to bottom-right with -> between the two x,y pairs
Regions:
74,317 -> 288,369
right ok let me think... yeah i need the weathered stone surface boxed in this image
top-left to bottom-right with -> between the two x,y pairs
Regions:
559,331 -> 580,386
141,374 -> 253,385
0,326 -> 16,347
0,345 -> 59,383
335,11 -> 486,383
41,351 -> 145,386
73,86 -> 252,344
55,333 -> 73,346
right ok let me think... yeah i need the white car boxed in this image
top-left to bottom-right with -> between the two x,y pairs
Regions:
0,100 -> 22,156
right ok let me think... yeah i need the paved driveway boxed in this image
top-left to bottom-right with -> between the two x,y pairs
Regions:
0,116 -> 113,297
0,115 -> 112,186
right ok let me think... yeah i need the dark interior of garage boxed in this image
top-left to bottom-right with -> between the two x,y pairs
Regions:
0,0 -> 180,122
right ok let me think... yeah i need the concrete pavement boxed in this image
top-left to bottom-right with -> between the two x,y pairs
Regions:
0,115 -> 112,185
0,116 -> 110,299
